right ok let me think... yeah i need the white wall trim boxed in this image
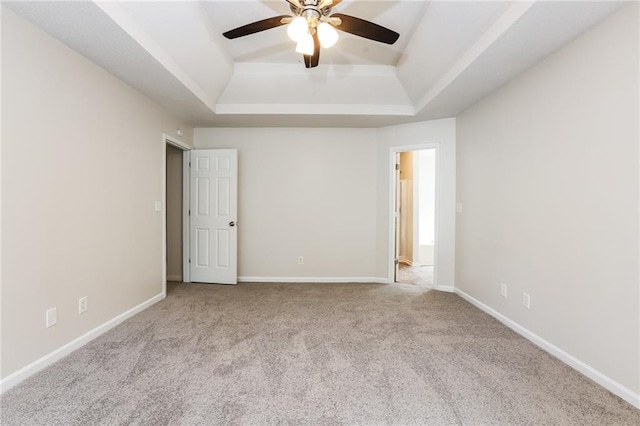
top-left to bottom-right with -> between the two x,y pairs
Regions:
0,5 -> 4,396
182,151 -> 191,283
164,133 -> 192,151
215,102 -> 415,116
437,286 -> 455,293
455,289 -> 640,409
166,275 -> 182,282
0,292 -> 165,394
238,276 -> 389,284
412,152 -> 420,269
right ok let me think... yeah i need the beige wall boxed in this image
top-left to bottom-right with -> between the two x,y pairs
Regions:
456,3 -> 639,394
194,122 -> 457,284
166,145 -> 183,281
194,128 -> 380,280
1,9 -> 193,379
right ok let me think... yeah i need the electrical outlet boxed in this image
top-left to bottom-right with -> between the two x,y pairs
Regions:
46,308 -> 57,328
500,283 -> 507,298
522,293 -> 531,309
79,296 -> 88,314
298,256 -> 304,265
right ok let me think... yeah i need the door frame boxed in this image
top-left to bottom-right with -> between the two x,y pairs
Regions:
412,153 -> 420,266
388,143 -> 440,287
162,133 -> 192,296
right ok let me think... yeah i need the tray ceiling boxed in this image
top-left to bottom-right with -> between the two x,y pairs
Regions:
3,0 -> 627,127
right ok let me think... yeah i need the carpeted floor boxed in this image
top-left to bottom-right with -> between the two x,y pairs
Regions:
2,282 -> 639,425
397,264 -> 433,286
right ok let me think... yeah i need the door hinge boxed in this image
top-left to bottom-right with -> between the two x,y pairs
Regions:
394,259 -> 399,265
395,164 -> 400,171
189,258 -> 191,263
189,162 -> 191,168
189,210 -> 191,216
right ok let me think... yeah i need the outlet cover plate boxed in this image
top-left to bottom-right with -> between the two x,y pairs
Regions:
46,308 -> 57,328
522,293 -> 531,309
500,283 -> 507,298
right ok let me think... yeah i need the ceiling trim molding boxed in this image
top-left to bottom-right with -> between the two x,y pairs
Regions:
232,63 -> 401,77
215,103 -> 415,116
93,1 -> 222,114
414,0 -> 537,114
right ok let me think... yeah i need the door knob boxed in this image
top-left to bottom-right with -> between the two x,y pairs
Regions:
229,221 -> 236,227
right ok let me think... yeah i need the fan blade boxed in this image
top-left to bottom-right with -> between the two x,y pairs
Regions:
331,13 -> 399,45
223,15 -> 290,39
303,33 -> 321,68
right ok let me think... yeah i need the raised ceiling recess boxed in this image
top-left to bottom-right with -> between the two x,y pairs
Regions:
4,0 -> 626,127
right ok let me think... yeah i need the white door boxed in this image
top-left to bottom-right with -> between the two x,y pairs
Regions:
189,149 -> 238,284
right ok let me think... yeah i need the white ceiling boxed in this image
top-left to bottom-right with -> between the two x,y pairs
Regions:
3,0 -> 628,128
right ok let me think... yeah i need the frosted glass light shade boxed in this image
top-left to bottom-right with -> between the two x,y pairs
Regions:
295,33 -> 314,55
287,17 -> 308,42
317,22 -> 338,48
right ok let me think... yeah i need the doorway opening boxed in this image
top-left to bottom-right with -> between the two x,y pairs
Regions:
166,144 -> 184,283
162,134 -> 191,295
390,146 -> 438,287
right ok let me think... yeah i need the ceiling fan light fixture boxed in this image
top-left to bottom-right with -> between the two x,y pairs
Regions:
317,22 -> 338,48
287,16 -> 308,42
295,32 -> 314,55
222,0 -> 400,69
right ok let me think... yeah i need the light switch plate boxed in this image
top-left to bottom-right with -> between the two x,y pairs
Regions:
79,296 -> 88,314
154,201 -> 162,212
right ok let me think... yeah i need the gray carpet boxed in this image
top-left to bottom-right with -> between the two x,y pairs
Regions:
2,282 -> 639,425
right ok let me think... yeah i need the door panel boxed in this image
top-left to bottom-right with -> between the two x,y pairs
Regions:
216,229 -> 230,267
190,149 -> 238,284
196,229 -> 210,267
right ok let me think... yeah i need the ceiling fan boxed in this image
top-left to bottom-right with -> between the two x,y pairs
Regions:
222,0 -> 400,69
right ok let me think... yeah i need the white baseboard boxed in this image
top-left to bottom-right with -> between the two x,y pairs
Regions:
166,275 -> 182,282
455,289 -> 640,409
238,276 -> 389,284
0,292 -> 165,394
436,285 -> 455,293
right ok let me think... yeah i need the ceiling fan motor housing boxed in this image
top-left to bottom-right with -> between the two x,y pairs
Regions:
290,0 -> 333,29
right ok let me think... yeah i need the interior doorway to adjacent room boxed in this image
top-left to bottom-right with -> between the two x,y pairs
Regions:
166,144 -> 184,283
392,148 -> 437,287
162,134 -> 191,293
